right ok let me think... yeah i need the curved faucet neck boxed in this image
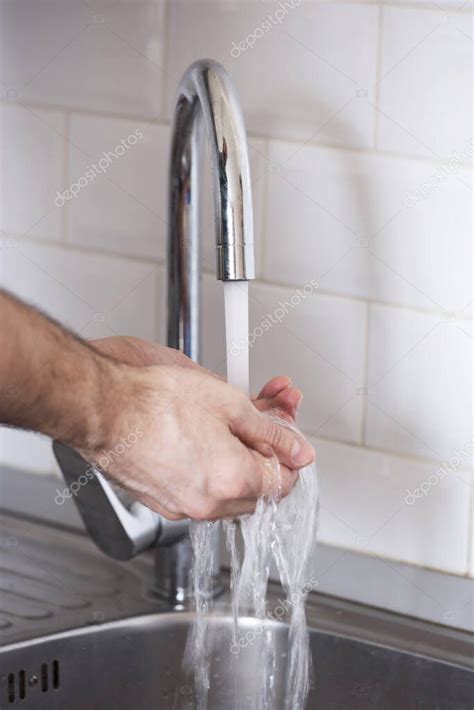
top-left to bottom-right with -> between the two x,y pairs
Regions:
167,59 -> 255,362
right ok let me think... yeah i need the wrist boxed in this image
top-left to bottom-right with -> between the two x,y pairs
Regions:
48,344 -> 123,453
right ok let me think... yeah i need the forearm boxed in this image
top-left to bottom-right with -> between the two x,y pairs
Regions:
0,289 -> 116,450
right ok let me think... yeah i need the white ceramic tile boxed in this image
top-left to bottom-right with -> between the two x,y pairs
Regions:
264,140 -> 473,313
0,104 -> 65,240
166,0 -> 378,149
67,114 -> 170,260
0,241 -> 159,340
314,437 -> 470,574
202,276 -> 367,443
0,0 -> 165,117
366,304 -> 473,462
377,7 -> 473,159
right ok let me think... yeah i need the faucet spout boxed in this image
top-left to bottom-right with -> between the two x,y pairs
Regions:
167,59 -> 255,361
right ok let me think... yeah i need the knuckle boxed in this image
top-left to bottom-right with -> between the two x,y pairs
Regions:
264,420 -> 284,450
231,407 -> 248,431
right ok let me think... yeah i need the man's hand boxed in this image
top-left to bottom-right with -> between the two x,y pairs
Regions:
80,362 -> 314,521
0,292 -> 314,522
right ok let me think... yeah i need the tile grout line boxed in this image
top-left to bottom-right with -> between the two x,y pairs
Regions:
373,3 -> 384,149
306,430 -> 474,474
360,302 -> 371,445
253,273 -> 474,322
12,233 -> 474,322
61,111 -> 71,244
159,0 -> 171,122
4,99 -> 473,173
467,471 -> 474,575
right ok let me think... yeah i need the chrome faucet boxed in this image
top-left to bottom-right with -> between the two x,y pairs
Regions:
53,59 -> 255,603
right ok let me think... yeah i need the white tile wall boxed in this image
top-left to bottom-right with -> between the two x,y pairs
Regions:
377,7 -> 473,159
0,0 -> 166,118
0,240 -> 160,339
264,140 -> 473,313
166,0 -> 378,149
67,114 -> 170,260
315,437 -> 471,574
0,0 -> 473,582
0,104 -> 66,240
366,305 -> 473,462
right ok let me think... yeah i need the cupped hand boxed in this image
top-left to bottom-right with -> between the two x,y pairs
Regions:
80,362 -> 314,521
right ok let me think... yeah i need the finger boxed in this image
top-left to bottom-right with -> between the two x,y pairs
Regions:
274,388 -> 303,419
224,445 -> 298,505
253,453 -> 299,500
232,406 -> 315,470
252,387 -> 302,421
252,399 -> 294,423
253,377 -> 302,421
205,468 -> 295,521
257,376 -> 292,400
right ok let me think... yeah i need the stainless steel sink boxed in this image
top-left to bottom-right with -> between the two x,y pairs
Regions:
1,609 -> 473,709
0,515 -> 472,709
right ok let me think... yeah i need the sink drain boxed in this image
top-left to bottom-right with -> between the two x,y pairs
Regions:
5,659 -> 60,703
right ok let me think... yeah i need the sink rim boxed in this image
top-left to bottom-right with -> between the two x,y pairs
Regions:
1,596 -> 472,674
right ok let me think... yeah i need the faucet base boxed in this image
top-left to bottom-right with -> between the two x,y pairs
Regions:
151,538 -> 225,605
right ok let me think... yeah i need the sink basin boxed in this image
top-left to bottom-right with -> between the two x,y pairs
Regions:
1,609 -> 472,709
0,514 -> 472,709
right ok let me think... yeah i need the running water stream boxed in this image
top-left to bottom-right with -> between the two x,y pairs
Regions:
184,281 -> 319,709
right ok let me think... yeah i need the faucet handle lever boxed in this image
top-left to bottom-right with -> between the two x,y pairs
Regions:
52,442 -> 187,560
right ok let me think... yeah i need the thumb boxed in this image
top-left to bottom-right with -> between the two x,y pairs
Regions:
231,405 -> 315,470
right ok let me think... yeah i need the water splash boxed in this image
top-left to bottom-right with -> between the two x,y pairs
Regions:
184,281 -> 319,709
229,420 -> 319,709
183,520 -> 216,710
